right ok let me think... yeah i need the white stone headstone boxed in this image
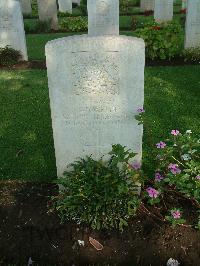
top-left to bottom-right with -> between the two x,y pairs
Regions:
154,0 -> 173,23
58,0 -> 72,13
0,0 -> 28,60
20,0 -> 32,14
140,0 -> 154,11
88,0 -> 119,36
185,0 -> 200,48
45,35 -> 145,177
37,0 -> 58,30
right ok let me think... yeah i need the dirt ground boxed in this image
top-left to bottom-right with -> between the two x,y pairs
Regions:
0,181 -> 200,266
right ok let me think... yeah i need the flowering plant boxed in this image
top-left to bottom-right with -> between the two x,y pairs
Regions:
154,130 -> 200,203
165,208 -> 186,227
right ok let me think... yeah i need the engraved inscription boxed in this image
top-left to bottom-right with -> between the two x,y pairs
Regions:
0,7 -> 12,30
72,52 -> 120,95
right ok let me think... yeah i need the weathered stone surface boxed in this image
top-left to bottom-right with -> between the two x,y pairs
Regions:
20,0 -> 32,14
37,0 -> 58,30
45,35 -> 145,177
58,0 -> 72,13
185,0 -> 200,48
154,0 -> 173,23
140,0 -> 154,11
88,0 -> 119,36
0,0 -> 28,60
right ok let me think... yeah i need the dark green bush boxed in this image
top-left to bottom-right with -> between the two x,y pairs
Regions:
136,21 -> 183,60
0,46 -> 22,66
51,145 -> 141,231
25,20 -> 51,33
80,0 -> 87,15
60,16 -> 88,32
183,48 -> 200,62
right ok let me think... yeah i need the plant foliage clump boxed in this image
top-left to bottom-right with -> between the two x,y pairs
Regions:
136,21 -> 183,60
0,46 -> 22,66
51,145 -> 142,231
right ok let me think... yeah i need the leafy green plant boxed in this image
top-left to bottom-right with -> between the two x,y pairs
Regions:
25,20 -> 51,33
153,130 -> 200,203
183,48 -> 200,62
135,21 -> 183,60
51,144 -> 142,231
80,0 -> 87,15
60,16 -> 88,32
0,46 -> 22,66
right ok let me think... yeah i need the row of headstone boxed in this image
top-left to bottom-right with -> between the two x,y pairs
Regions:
45,0 -> 145,177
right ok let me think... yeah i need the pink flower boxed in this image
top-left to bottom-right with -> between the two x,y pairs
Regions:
168,163 -> 181,175
155,172 -> 164,182
130,161 -> 141,170
146,187 -> 159,198
171,210 -> 181,219
171,129 -> 180,136
156,141 -> 166,149
137,108 -> 145,113
196,175 -> 200,180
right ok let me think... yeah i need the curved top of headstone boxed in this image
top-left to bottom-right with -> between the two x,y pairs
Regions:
45,35 -> 145,51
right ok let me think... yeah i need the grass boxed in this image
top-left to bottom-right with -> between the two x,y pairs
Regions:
26,32 -> 137,60
0,66 -> 199,181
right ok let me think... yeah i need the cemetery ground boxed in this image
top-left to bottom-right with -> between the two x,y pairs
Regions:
1,0 -> 200,265
0,66 -> 200,265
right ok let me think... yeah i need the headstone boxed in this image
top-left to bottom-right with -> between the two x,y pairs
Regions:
20,0 -> 32,14
88,0 -> 119,36
185,0 -> 200,48
45,35 -> 145,177
154,0 -> 173,23
37,0 -> 58,30
140,0 -> 154,11
0,0 -> 28,60
58,0 -> 72,13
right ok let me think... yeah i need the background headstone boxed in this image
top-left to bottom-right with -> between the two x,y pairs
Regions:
45,35 -> 145,177
154,0 -> 173,23
37,0 -> 58,30
88,0 -> 119,36
58,0 -> 72,13
0,0 -> 28,60
20,0 -> 32,14
140,0 -> 154,11
185,0 -> 200,48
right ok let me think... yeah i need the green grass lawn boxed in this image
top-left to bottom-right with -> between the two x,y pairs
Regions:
26,31 -> 137,60
0,66 -> 199,181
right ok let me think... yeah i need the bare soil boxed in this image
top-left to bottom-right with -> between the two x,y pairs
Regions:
0,181 -> 200,266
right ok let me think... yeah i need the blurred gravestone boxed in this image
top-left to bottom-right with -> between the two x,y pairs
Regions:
140,0 -> 154,11
185,0 -> 200,48
88,0 -> 119,36
0,0 -> 28,60
58,0 -> 72,13
37,0 -> 58,30
20,0 -> 32,14
154,0 -> 173,22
